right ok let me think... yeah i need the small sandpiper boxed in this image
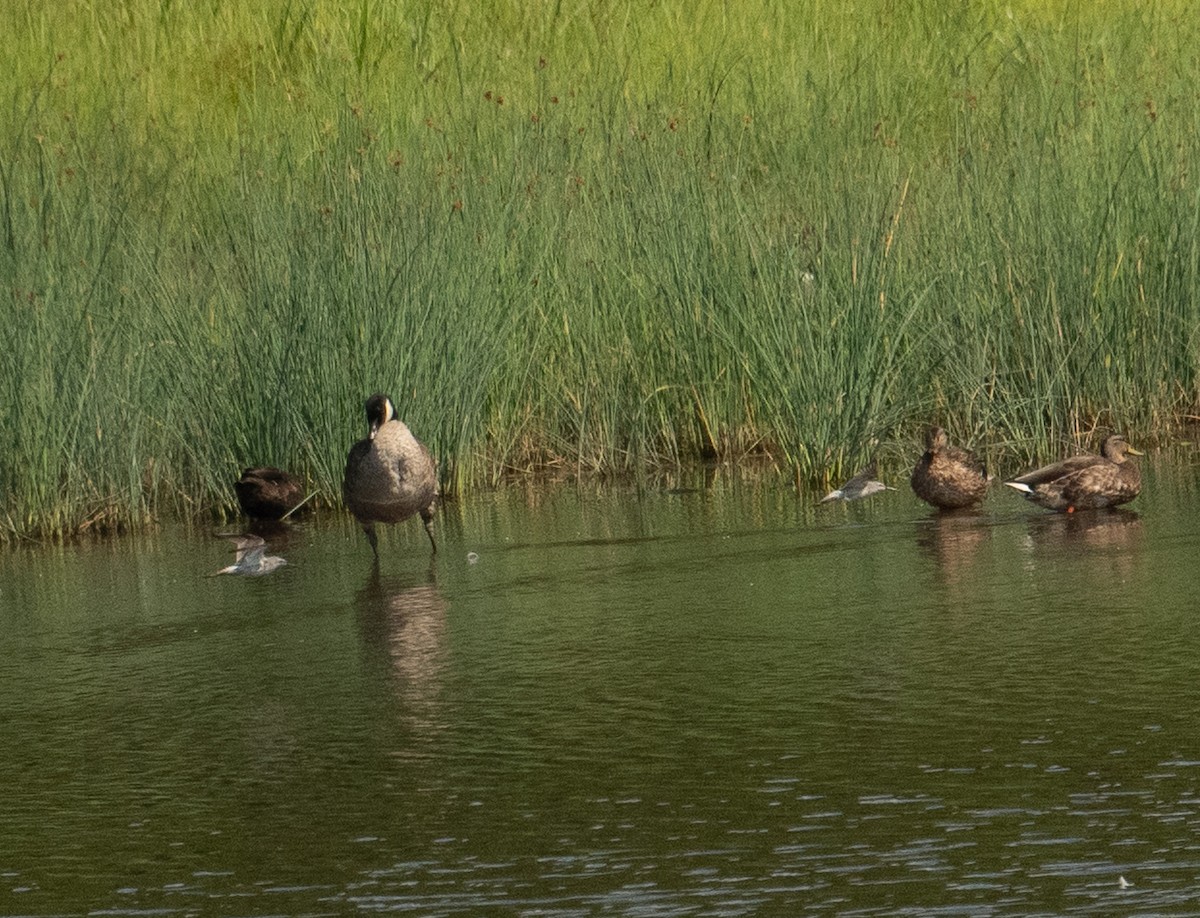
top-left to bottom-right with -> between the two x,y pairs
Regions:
819,461 -> 893,503
210,534 -> 288,576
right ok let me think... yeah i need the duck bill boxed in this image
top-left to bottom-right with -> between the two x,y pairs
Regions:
1127,446 -> 1144,456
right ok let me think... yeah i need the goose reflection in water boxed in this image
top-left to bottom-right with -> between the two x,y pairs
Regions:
356,565 -> 448,736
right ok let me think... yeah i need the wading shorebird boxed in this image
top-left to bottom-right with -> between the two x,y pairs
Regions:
343,393 -> 438,557
910,426 -> 989,510
1004,434 -> 1143,512
818,461 -> 894,503
210,534 -> 288,576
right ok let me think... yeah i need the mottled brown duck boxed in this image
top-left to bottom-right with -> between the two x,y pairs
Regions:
1004,434 -> 1143,512
343,393 -> 438,556
234,467 -> 306,521
910,427 -> 989,510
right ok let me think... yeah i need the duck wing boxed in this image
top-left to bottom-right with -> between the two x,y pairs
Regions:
1058,462 -> 1140,509
1009,454 -> 1104,488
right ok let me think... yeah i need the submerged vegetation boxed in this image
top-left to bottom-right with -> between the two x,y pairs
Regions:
2,0 -> 1200,539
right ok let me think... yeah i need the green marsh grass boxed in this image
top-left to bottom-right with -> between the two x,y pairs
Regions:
3,1 -> 1200,539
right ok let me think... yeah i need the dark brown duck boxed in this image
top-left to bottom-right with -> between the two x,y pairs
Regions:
910,427 -> 989,510
1004,434 -> 1142,512
234,467 -> 306,521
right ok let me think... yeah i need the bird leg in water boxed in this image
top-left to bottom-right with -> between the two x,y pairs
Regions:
421,509 -> 437,553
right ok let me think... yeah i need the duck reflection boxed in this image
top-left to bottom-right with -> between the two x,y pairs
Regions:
916,510 -> 992,587
355,564 -> 448,734
1024,508 -> 1144,552
1015,508 -> 1144,583
242,517 -> 299,541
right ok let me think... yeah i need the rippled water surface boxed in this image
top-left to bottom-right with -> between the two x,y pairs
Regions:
3,463 -> 1200,916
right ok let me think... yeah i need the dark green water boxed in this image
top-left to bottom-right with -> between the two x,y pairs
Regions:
3,462 -> 1200,916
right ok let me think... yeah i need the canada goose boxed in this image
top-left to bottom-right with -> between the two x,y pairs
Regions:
210,534 -> 287,576
343,393 -> 438,556
234,467 -> 306,520
1004,434 -> 1143,512
818,461 -> 893,503
910,427 -> 989,510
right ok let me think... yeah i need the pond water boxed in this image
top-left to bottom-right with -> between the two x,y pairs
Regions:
2,460 -> 1200,916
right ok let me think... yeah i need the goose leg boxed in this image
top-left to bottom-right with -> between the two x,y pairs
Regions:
420,508 -> 437,553
362,523 -> 379,558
